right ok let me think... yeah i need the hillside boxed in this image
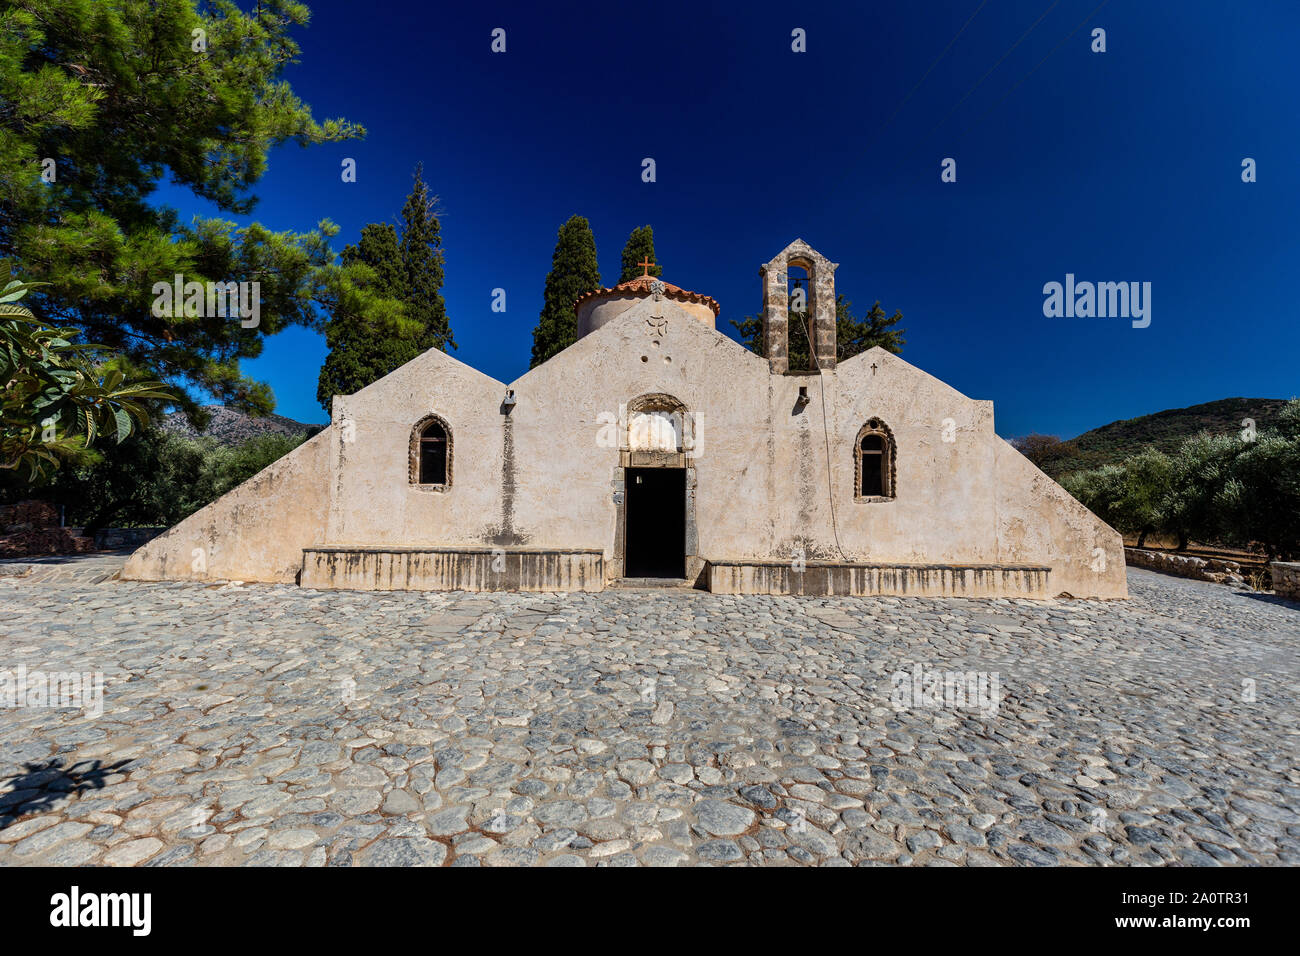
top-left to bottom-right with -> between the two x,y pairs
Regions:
161,405 -> 323,447
1023,397 -> 1293,478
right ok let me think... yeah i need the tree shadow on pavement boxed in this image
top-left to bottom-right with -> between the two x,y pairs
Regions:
0,758 -> 135,829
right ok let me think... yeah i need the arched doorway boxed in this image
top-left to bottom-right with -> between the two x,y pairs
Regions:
619,393 -> 697,580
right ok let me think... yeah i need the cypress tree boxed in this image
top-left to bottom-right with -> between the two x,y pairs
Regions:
316,165 -> 455,411
618,225 -> 663,282
529,215 -> 601,368
317,224 -> 414,409
400,163 -> 455,353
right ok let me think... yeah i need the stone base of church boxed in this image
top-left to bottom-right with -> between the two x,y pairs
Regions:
300,546 -> 604,592
704,560 -> 1052,598
298,549 -> 1053,597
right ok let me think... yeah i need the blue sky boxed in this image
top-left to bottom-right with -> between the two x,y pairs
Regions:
159,0 -> 1299,435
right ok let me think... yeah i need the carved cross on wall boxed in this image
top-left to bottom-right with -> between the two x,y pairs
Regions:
647,314 -> 667,337
870,363 -> 878,374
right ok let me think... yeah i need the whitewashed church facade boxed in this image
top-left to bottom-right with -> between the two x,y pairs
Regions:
125,240 -> 1127,599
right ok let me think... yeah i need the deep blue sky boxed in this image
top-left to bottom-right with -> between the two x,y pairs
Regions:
158,0 -> 1298,435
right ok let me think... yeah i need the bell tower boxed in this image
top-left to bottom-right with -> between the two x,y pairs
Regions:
759,239 -> 839,374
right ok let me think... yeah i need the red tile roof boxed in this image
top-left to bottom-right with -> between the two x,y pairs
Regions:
574,274 -> 720,317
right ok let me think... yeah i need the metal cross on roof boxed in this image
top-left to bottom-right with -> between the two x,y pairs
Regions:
638,257 -> 656,277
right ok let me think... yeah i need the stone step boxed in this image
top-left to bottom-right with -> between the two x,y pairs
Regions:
608,577 -> 695,589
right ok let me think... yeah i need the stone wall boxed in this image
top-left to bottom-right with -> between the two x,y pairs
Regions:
1125,548 -> 1246,586
1272,562 -> 1300,600
93,527 -> 165,550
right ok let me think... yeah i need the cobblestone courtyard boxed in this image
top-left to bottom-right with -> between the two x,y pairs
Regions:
1,568 -> 1296,867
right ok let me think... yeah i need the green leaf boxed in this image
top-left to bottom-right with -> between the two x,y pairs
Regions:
112,407 -> 132,443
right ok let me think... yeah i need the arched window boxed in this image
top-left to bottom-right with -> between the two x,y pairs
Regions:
409,415 -> 451,488
855,419 -> 895,500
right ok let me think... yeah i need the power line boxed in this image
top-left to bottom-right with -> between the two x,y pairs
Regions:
956,0 -> 1112,139
917,0 -> 1062,144
888,0 -> 1108,178
872,0 -> 991,140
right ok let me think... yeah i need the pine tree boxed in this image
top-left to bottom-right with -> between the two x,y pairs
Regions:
316,166 -> 455,410
530,216 -> 601,368
0,0 -> 375,421
618,225 -> 663,282
836,299 -> 906,360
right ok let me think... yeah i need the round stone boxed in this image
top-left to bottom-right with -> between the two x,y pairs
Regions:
695,801 -> 756,837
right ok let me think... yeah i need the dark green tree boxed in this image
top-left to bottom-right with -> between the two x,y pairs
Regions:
1109,448 -> 1174,548
352,224 -> 407,300
30,426 -> 213,533
31,426 -> 306,533
316,224 -> 409,410
1216,400 -> 1300,560
0,0 -> 400,424
1161,432 -> 1243,551
399,163 -> 454,353
730,295 -> 906,370
618,225 -> 662,282
316,167 -> 454,410
0,281 -> 172,479
530,216 -> 600,368
836,300 -> 907,360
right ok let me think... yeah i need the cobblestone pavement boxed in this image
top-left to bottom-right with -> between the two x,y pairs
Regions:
1,568 -> 1296,867
0,551 -> 130,586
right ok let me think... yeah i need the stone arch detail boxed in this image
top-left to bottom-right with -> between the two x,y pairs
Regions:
409,412 -> 452,490
854,417 -> 896,501
624,392 -> 695,456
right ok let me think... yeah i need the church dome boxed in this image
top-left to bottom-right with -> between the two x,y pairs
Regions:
575,273 -> 720,340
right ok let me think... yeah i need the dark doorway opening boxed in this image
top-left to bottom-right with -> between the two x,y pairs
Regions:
624,467 -> 686,578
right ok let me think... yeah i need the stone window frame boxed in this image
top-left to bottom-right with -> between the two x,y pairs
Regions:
854,418 -> 896,502
409,413 -> 452,492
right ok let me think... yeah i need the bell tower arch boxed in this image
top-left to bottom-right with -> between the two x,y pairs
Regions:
759,239 -> 839,374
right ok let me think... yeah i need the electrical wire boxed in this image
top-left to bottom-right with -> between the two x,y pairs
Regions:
795,304 -> 850,562
872,0 -> 991,141
918,0 -> 1061,143
956,0 -> 1112,139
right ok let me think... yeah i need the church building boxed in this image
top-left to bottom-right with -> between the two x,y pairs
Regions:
124,240 -> 1127,599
